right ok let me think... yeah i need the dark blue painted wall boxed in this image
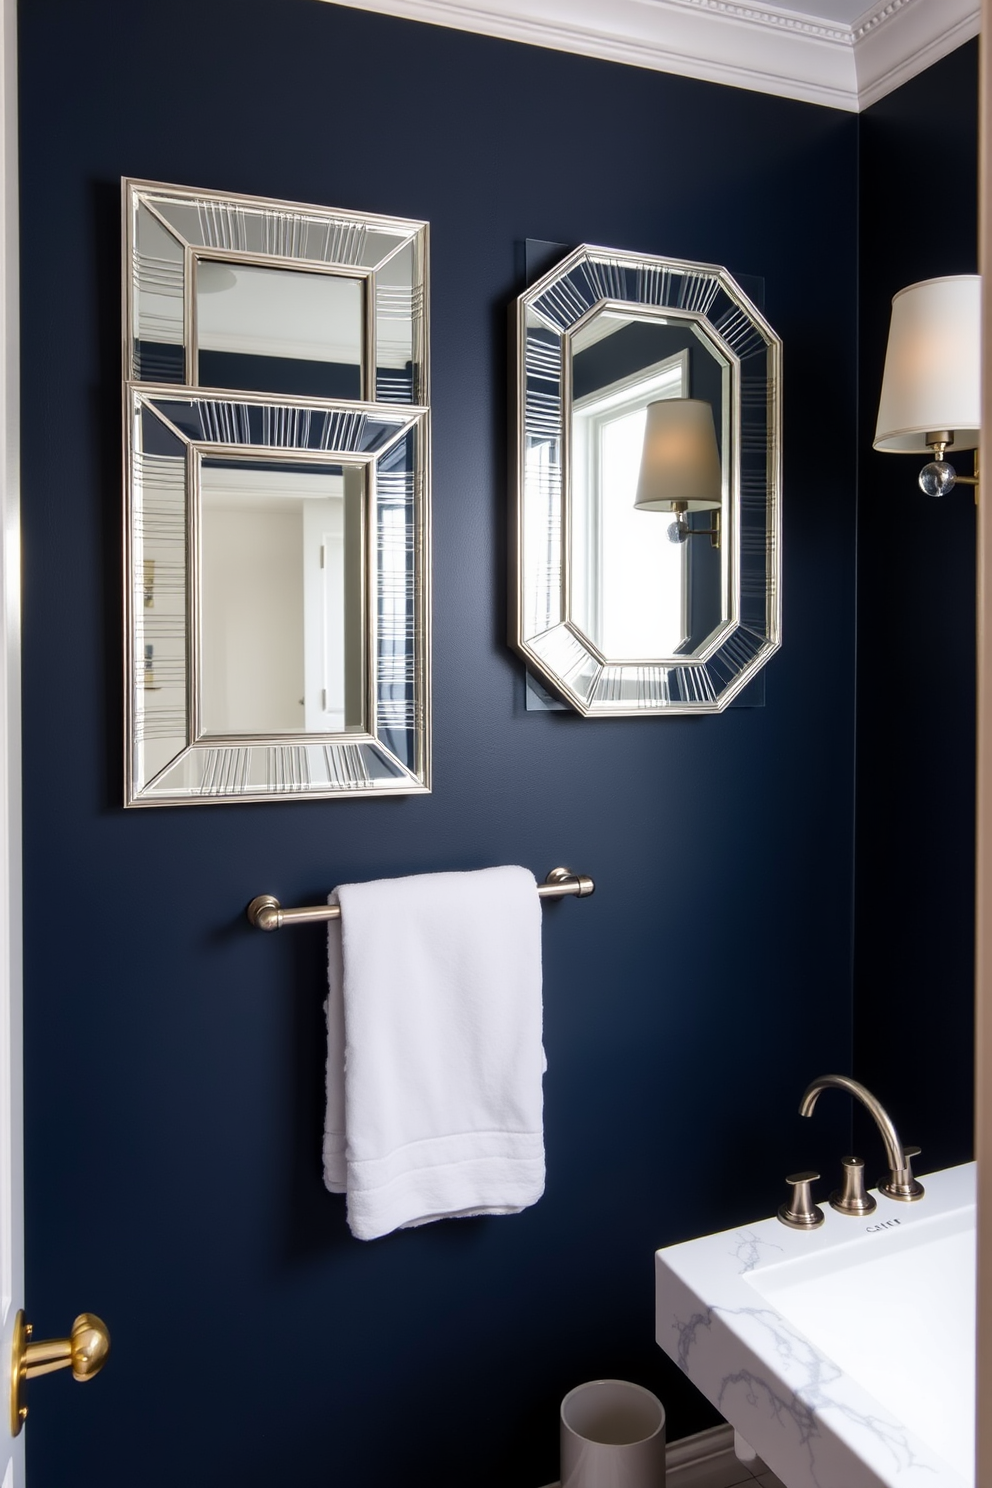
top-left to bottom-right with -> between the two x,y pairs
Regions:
19,3 -> 859,1484
854,40 -> 978,1172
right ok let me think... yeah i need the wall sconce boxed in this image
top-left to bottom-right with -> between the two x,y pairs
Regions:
873,274 -> 981,498
635,398 -> 722,545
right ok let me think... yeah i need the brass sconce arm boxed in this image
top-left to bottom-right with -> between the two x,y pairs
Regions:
667,510 -> 721,548
919,431 -> 980,499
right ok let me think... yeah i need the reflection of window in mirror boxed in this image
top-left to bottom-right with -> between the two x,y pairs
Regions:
571,339 -> 688,659
197,460 -> 366,737
196,263 -> 365,399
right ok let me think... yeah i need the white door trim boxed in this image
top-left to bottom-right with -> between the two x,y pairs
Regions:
0,0 -> 25,1476
976,3 -> 992,1476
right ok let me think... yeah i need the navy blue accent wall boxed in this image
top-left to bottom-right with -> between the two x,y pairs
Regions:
854,40 -> 978,1171
19,4 -> 858,1484
198,349 -> 364,400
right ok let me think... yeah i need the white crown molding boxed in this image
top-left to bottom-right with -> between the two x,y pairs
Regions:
324,0 -> 860,109
322,0 -> 979,111
854,0 -> 979,109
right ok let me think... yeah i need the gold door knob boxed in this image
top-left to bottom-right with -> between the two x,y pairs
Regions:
10,1308 -> 110,1435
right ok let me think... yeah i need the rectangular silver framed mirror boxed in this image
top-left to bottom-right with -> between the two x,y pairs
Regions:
123,180 -> 430,806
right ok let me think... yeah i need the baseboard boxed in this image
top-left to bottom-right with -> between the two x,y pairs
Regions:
667,1423 -> 737,1473
538,1418 -> 782,1488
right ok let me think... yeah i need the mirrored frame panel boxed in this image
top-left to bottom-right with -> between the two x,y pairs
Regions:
126,179 -> 427,403
511,246 -> 781,715
124,180 -> 430,806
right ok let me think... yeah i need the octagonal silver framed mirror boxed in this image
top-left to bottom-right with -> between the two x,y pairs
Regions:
511,245 -> 781,715
123,180 -> 430,806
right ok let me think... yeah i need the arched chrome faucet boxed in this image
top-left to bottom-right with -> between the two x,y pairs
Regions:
800,1074 -> 924,1202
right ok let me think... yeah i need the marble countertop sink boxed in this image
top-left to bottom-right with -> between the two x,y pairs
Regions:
655,1162 -> 975,1488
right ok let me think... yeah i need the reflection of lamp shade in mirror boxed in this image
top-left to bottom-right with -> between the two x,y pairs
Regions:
196,264 -> 238,294
634,398 -> 722,512
874,274 -> 981,453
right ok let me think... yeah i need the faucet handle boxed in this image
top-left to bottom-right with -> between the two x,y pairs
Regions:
830,1156 -> 876,1217
778,1171 -> 825,1230
880,1145 -> 924,1202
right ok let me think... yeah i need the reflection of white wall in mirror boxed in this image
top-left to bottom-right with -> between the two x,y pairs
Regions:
199,464 -> 362,737
200,493 -> 306,735
196,262 -> 363,364
571,354 -> 687,658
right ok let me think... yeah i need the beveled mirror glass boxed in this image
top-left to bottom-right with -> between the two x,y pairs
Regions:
512,246 -> 781,714
124,180 -> 429,805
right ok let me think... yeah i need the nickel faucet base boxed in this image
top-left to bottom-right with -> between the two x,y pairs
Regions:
878,1145 -> 924,1202
830,1156 -> 876,1216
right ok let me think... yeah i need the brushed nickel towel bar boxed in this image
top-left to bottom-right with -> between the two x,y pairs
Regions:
246,867 -> 595,932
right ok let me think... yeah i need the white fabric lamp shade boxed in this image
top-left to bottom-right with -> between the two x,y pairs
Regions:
874,274 -> 981,453
634,397 -> 722,512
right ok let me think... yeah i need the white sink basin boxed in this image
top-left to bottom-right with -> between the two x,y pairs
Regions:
655,1162 -> 975,1487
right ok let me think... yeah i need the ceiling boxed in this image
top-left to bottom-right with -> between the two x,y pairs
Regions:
324,0 -> 979,111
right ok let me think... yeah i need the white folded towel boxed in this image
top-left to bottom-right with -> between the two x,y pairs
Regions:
323,865 -> 546,1241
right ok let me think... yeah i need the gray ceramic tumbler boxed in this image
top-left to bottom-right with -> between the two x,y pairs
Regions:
560,1380 -> 666,1488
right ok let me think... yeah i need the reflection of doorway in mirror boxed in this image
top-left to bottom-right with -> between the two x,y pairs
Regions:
198,462 -> 365,737
303,496 -> 344,731
302,466 -> 365,733
571,352 -> 687,659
